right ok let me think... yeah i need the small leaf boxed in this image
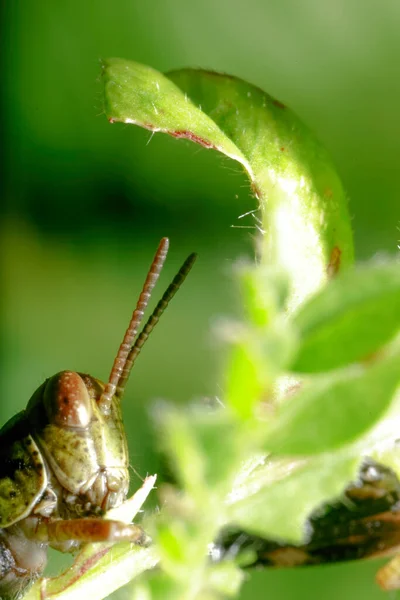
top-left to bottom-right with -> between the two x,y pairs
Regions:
156,406 -> 245,498
265,342 -> 400,455
207,562 -> 245,597
237,264 -> 290,328
131,573 -> 182,600
292,259 -> 400,372
227,455 -> 359,542
225,338 -> 266,420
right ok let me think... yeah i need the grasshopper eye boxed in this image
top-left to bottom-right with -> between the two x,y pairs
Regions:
43,371 -> 92,428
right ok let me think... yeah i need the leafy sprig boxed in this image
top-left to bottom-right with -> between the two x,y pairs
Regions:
23,59 -> 400,599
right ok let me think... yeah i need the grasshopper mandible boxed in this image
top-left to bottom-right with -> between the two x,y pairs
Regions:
0,238 -> 196,600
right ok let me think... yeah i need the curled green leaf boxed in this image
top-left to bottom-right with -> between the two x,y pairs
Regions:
102,58 -> 354,310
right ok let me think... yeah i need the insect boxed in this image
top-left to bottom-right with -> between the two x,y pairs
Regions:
213,459 -> 400,590
0,238 -> 196,600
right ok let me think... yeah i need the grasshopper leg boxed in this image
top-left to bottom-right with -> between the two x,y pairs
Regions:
37,518 -> 150,546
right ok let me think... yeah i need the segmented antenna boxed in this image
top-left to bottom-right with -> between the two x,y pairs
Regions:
98,238 -> 169,413
116,252 -> 197,397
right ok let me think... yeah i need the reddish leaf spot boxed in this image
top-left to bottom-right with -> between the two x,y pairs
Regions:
362,349 -> 383,366
251,181 -> 261,200
280,147 -> 285,151
273,99 -> 286,109
170,130 -> 215,149
327,246 -> 342,278
108,118 -> 115,124
324,188 -> 333,198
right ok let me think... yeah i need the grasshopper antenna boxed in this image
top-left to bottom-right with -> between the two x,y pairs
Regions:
98,238 -> 169,413
116,251 -> 197,398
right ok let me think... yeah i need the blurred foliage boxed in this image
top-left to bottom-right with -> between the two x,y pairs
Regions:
2,1 -> 400,599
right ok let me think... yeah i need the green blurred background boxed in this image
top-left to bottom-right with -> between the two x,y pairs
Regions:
2,1 -> 400,598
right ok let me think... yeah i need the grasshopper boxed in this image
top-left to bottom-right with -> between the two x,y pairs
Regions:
0,238 -> 195,600
215,459 -> 400,590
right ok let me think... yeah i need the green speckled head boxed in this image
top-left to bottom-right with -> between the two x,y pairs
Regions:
25,371 -> 129,517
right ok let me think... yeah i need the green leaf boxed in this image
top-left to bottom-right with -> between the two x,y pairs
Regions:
265,342 -> 400,455
227,455 -> 359,542
206,562 -> 245,597
225,338 -> 267,420
156,406 -> 245,499
102,58 -> 354,310
237,264 -> 289,328
131,573 -> 183,600
292,259 -> 400,372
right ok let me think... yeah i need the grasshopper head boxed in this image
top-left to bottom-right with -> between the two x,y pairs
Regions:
26,370 -> 129,516
26,239 -> 195,518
